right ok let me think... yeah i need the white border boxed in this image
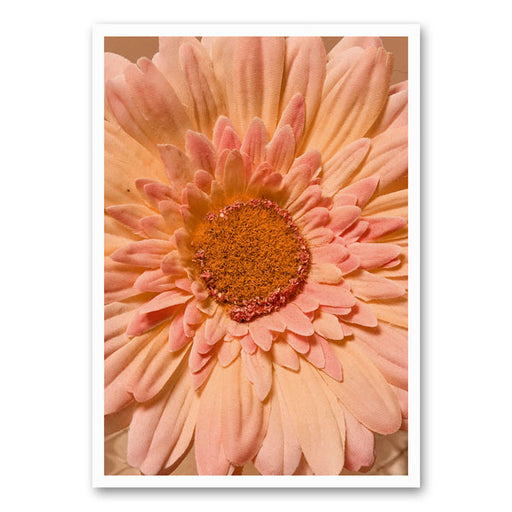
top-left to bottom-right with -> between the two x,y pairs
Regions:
92,24 -> 420,488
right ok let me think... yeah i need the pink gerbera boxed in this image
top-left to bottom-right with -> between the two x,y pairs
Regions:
104,36 -> 408,475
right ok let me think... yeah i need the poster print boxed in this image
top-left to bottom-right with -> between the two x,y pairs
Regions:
94,25 -> 419,487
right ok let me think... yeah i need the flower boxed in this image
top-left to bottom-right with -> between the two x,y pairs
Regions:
104,36 -> 408,476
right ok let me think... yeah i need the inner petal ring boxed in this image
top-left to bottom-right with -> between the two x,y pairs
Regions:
192,198 -> 311,322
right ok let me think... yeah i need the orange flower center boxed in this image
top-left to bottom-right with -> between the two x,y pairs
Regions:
193,199 -> 310,322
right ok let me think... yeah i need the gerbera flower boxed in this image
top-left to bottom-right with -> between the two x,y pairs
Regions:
104,36 -> 408,476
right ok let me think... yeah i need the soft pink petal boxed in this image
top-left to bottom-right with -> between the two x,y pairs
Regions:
221,357 -> 270,466
348,242 -> 401,270
168,306 -> 191,352
339,177 -> 379,208
127,332 -> 189,403
185,130 -> 217,175
275,362 -> 345,474
194,364 -> 232,474
106,204 -> 154,237
111,239 -> 173,268
208,37 -> 285,136
104,259 -> 140,304
303,282 -> 356,308
277,303 -> 314,336
276,94 -> 306,146
343,407 -> 375,471
306,46 -> 393,160
241,349 -> 273,401
324,343 -> 402,434
179,42 -> 225,137
313,311 -> 344,340
106,58 -> 192,153
367,82 -> 408,137
359,216 -> 407,241
348,270 -> 406,300
340,299 -> 378,327
321,138 -> 371,196
253,386 -> 302,475
240,117 -> 268,167
317,336 -> 343,381
281,37 -> 326,136
133,268 -> 175,293
271,341 -> 300,370
265,124 -> 296,174
329,205 -> 361,235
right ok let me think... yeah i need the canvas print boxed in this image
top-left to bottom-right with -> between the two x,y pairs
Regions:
101,32 -> 412,480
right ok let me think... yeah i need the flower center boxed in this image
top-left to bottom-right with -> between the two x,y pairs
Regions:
193,198 -> 310,322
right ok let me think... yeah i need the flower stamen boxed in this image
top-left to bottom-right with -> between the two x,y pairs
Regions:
193,198 -> 310,322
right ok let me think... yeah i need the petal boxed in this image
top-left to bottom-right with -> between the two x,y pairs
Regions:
240,117 -> 268,167
352,323 -> 407,369
185,130 -> 217,175
221,357 -> 270,466
367,82 -> 408,137
277,303 -> 314,336
355,127 -> 408,192
321,138 -> 371,197
276,94 -> 306,146
179,42 -> 225,137
241,349 -> 273,401
158,144 -> 194,191
104,329 -> 157,414
306,46 -> 393,160
104,259 -> 140,304
275,362 -> 345,474
110,239 -> 173,268
253,386 -> 302,475
194,364 -> 232,474
106,58 -> 192,153
359,216 -> 407,242
324,343 -> 402,434
313,311 -> 344,340
133,268 -> 176,293
127,333 -> 189,403
128,368 -> 200,475
265,124 -> 296,174
343,407 -> 375,471
339,177 -> 379,208
303,282 -> 356,308
248,320 -> 273,352
104,122 -> 166,207
310,262 -> 343,284
348,270 -> 406,300
223,149 -> 247,196
209,37 -> 285,136
106,204 -> 154,237
281,37 -> 326,137
348,242 -> 402,270
341,299 -> 378,328
271,341 -> 300,370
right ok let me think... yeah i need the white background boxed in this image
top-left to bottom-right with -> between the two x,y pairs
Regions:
1,0 -> 510,509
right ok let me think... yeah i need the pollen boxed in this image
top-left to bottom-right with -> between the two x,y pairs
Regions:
193,198 -> 310,322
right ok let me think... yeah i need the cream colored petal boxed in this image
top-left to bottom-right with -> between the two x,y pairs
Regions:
306,47 -> 393,161
104,121 -> 167,207
281,37 -> 326,138
207,37 -> 285,136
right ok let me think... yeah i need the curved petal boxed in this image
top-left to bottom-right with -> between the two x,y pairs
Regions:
324,342 -> 402,434
306,46 -> 393,160
275,362 -> 345,474
207,37 -> 285,136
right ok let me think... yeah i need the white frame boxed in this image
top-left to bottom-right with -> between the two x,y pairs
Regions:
92,23 -> 420,488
